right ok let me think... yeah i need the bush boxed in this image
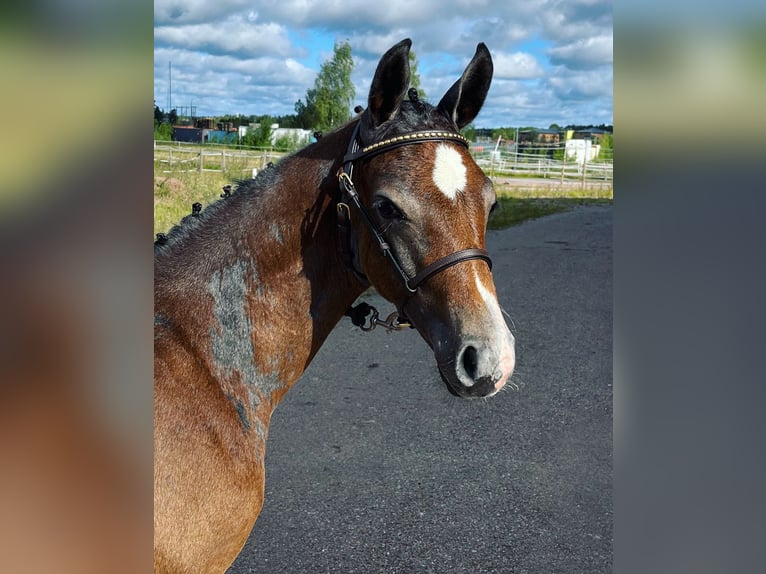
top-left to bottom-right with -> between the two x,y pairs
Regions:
241,123 -> 273,148
273,134 -> 307,153
154,121 -> 172,141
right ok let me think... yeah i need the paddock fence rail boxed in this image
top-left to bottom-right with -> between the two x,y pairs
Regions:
153,140 -> 286,177
472,149 -> 613,185
154,140 -> 613,186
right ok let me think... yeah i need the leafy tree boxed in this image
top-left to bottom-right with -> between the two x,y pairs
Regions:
598,132 -> 613,160
168,108 -> 178,125
154,101 -> 173,140
461,123 -> 476,142
273,133 -> 305,153
218,113 -> 250,126
492,127 -> 517,141
241,120 -> 273,148
273,114 -> 301,129
294,96 -> 318,130
154,122 -> 172,141
295,41 -> 355,131
407,51 -> 426,100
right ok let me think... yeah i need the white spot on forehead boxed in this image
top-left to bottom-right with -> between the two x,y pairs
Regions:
432,143 -> 467,201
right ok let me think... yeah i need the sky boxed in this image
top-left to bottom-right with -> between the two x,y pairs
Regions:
153,0 -> 613,129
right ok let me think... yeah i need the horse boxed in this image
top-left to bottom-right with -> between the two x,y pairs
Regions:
154,39 -> 516,573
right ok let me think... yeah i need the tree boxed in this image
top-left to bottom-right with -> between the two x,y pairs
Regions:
492,127 -> 517,141
461,123 -> 476,142
294,95 -> 319,130
154,101 -> 173,140
154,102 -> 164,124
154,122 -> 172,141
598,132 -> 613,160
241,120 -> 273,148
408,51 -> 426,100
296,41 -> 355,132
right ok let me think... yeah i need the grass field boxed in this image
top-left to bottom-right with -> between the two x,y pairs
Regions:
488,178 -> 613,230
154,170 -> 244,235
153,164 -> 613,236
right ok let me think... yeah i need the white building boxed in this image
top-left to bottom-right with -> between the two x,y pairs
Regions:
565,139 -> 601,165
238,124 -> 312,147
270,127 -> 312,146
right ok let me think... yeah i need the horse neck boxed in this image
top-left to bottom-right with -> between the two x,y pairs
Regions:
154,123 -> 365,406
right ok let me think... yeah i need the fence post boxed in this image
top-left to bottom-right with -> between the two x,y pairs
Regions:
221,150 -> 226,172
561,153 -> 566,183
199,150 -> 203,172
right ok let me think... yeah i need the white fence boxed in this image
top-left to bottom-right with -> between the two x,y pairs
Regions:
154,140 -> 613,185
153,141 -> 284,176
473,149 -> 613,184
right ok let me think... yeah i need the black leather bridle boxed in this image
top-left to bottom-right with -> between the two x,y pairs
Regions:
337,121 -> 493,330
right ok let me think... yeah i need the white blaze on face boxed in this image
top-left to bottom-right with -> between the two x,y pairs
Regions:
474,271 -> 516,391
432,143 -> 467,201
474,272 -> 510,343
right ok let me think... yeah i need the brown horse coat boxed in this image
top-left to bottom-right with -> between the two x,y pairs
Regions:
154,39 -> 514,573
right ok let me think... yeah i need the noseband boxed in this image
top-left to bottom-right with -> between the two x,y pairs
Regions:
337,121 -> 492,330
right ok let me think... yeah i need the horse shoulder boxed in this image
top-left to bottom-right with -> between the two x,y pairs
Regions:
154,326 -> 267,573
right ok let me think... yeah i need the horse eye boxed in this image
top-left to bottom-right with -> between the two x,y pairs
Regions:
374,197 -> 405,221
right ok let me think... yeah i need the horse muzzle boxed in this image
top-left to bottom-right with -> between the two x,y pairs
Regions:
436,333 -> 515,398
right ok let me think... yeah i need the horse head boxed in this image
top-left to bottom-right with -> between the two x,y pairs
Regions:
342,39 -> 515,398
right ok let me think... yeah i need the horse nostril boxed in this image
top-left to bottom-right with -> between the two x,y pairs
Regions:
461,345 -> 479,383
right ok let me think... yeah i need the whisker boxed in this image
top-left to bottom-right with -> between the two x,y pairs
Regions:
499,304 -> 517,332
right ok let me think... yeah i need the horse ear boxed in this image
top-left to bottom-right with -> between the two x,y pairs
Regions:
367,39 -> 412,127
437,43 -> 493,130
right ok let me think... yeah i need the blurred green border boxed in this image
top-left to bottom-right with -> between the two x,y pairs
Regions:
0,3 -> 153,214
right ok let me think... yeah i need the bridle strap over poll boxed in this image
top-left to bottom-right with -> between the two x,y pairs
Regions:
337,121 -> 492,331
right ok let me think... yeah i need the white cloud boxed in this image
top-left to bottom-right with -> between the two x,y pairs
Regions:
153,0 -> 613,126
250,0 -> 448,29
547,67 -> 613,101
154,0 -> 252,25
548,34 -> 613,70
539,0 -> 612,43
493,52 -> 545,80
154,17 -> 292,58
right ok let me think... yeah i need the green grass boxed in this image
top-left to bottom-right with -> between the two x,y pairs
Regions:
154,169 -> 234,235
154,163 -> 613,236
488,182 -> 612,230
153,149 -> 286,235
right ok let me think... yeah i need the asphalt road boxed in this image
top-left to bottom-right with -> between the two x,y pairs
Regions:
229,205 -> 612,573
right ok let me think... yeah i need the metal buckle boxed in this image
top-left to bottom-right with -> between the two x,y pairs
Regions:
336,202 -> 351,221
376,311 -> 412,332
360,308 -> 411,333
338,171 -> 355,195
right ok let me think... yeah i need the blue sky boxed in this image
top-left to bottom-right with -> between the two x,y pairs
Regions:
154,0 -> 613,128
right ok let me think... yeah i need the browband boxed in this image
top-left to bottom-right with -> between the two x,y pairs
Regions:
343,130 -> 469,164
